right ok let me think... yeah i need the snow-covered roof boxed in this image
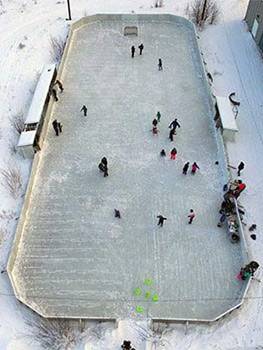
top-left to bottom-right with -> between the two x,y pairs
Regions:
215,95 -> 238,131
25,64 -> 56,124
17,130 -> 36,147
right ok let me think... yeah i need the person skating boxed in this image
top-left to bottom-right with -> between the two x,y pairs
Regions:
52,88 -> 58,101
170,147 -> 177,159
54,80 -> 64,92
160,149 -> 166,156
80,105 -> 88,116
98,162 -> 105,173
52,119 -> 59,136
115,209 -> 121,218
131,45 -> 135,58
152,118 -> 158,127
169,118 -> 181,130
152,126 -> 158,135
191,162 -> 200,174
98,162 -> 108,177
158,58 -> 163,70
157,215 -> 167,227
237,161 -> 245,176
156,111 -> 161,122
182,162 -> 189,175
138,43 -> 144,55
169,128 -> 176,141
101,157 -> 108,167
249,224 -> 257,232
188,209 -> 195,224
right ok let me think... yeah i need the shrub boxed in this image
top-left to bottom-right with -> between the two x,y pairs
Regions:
187,0 -> 220,29
0,160 -> 22,199
24,317 -> 76,350
49,36 -> 66,62
9,111 -> 25,135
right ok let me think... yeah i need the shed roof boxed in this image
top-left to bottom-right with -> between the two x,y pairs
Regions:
216,96 -> 238,131
25,64 -> 56,125
17,130 -> 36,147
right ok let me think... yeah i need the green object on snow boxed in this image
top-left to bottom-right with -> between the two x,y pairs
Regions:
244,272 -> 251,277
146,279 -> 152,285
137,306 -> 142,312
136,289 -> 141,295
152,295 -> 159,301
145,292 -> 151,298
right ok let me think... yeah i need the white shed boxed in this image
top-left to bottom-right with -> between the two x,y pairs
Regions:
17,64 -> 57,158
215,96 -> 238,142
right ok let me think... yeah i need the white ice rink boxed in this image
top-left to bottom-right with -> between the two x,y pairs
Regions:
10,15 -> 248,320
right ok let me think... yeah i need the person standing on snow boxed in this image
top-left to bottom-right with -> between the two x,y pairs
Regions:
138,43 -> 144,55
131,45 -> 135,58
170,148 -> 177,159
188,209 -> 195,224
191,162 -> 200,174
80,105 -> 88,116
158,58 -> 163,70
156,111 -> 161,122
157,215 -> 167,227
237,161 -> 245,176
182,162 -> 189,175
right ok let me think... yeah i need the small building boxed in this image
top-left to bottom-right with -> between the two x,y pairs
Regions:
245,1 -> 263,53
214,96 -> 238,142
17,64 -> 57,158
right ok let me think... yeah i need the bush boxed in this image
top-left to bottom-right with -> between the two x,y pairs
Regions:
9,111 -> 25,135
49,36 -> 66,62
0,160 -> 22,199
24,317 -> 76,350
187,0 -> 220,29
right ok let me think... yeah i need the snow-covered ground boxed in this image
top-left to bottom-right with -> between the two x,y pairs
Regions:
1,0 -> 263,349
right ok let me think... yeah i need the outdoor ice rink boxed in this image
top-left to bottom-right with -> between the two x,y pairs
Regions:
10,15 -> 248,320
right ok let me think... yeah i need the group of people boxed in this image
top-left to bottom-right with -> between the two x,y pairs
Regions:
157,210 -> 195,227
130,43 -> 163,70
151,112 -> 199,226
131,43 -> 144,58
238,261 -> 259,281
121,340 -> 135,350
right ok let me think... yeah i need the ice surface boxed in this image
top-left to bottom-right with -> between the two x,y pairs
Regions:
11,16 -> 247,320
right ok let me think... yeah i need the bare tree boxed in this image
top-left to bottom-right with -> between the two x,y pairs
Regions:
188,0 -> 220,29
49,36 -> 67,62
9,111 -> 25,135
0,160 -> 22,199
23,317 -> 76,350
